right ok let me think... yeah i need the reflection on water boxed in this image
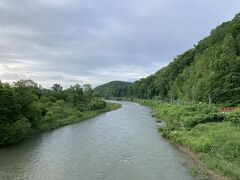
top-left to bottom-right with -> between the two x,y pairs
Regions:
0,101 -> 195,180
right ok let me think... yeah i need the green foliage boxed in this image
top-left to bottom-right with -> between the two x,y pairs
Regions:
113,14 -> 240,105
226,110 -> 240,126
65,84 -> 88,111
0,80 -> 116,146
153,103 -> 221,130
0,118 -> 32,146
51,84 -> 63,92
0,84 -> 22,123
40,100 -> 82,130
182,123 -> 240,179
94,81 -> 131,98
142,100 -> 240,179
89,98 -> 106,110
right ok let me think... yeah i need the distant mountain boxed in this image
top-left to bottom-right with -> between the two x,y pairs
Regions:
115,13 -> 240,105
94,81 -> 132,97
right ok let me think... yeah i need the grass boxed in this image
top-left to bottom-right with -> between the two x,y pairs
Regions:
157,105 -> 240,179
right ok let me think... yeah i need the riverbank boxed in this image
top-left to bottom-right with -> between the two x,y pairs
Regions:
113,98 -> 240,180
174,143 -> 228,180
39,102 -> 121,131
0,102 -> 121,147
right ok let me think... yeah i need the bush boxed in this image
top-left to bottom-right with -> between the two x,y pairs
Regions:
153,103 -> 222,131
41,100 -> 80,130
183,113 -> 225,128
89,99 -> 106,110
226,110 -> 240,126
0,118 -> 33,146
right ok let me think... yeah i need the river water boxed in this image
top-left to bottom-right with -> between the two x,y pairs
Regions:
0,101 -> 195,180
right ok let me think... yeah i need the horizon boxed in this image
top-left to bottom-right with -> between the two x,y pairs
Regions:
0,0 -> 240,88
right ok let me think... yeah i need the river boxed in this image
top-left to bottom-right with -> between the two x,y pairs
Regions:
0,101 -> 195,180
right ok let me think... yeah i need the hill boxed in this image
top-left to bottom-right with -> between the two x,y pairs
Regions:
94,81 -> 132,97
115,13 -> 240,106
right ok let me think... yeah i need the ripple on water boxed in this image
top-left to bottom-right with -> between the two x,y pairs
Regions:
0,101 -> 195,180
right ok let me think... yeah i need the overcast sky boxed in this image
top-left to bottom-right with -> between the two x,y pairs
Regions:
0,0 -> 239,88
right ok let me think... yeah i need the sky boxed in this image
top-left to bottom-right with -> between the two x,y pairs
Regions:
0,0 -> 239,88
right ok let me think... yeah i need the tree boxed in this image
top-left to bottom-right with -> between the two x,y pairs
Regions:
83,84 -> 92,92
51,84 -> 63,92
14,79 -> 38,88
0,85 -> 22,123
209,33 -> 237,104
83,84 -> 93,97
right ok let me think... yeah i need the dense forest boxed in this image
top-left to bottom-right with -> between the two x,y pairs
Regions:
94,81 -> 131,97
112,13 -> 240,106
0,80 -> 119,146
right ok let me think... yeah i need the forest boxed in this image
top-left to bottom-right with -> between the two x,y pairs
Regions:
0,80 -> 119,146
94,81 -> 131,98
112,13 -> 240,106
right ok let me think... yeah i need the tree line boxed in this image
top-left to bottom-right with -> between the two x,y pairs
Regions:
112,13 -> 240,106
0,80 -> 106,146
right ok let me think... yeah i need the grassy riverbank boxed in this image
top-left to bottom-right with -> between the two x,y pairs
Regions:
114,98 -> 240,180
39,102 -> 121,131
154,104 -> 240,180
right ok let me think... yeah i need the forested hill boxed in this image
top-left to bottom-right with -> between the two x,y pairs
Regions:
114,13 -> 240,106
94,81 -> 131,97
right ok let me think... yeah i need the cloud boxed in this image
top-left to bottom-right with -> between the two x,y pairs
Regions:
0,0 -> 239,88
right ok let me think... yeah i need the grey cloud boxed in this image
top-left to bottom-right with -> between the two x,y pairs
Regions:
1,72 -> 26,80
0,0 -> 239,87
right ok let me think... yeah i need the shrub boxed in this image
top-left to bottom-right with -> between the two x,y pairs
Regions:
89,99 -> 106,110
183,113 -> 225,128
0,118 -> 32,146
226,110 -> 240,126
